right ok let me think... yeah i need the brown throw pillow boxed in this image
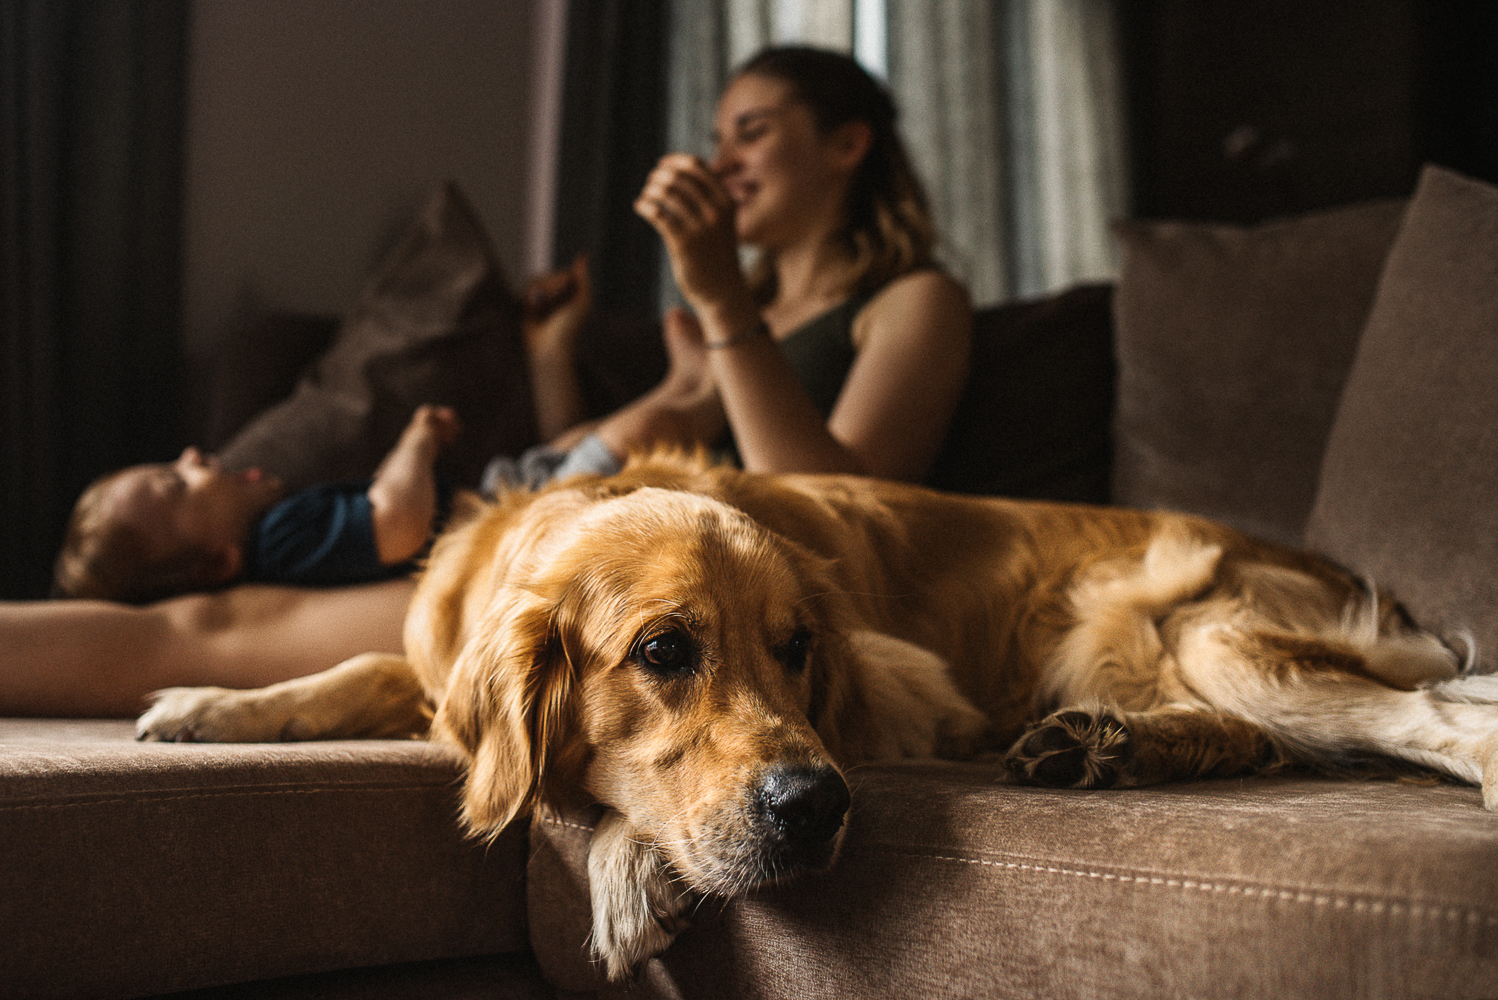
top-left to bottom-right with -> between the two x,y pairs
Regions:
1111,199 -> 1406,545
218,182 -> 535,492
1305,165 -> 1498,669
926,284 -> 1116,503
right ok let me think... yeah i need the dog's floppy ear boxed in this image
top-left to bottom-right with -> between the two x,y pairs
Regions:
432,586 -> 577,838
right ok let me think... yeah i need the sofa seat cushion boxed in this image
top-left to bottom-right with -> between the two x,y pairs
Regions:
529,764 -> 1498,999
0,719 -> 530,1000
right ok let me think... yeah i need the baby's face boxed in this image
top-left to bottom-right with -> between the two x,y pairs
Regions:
104,448 -> 285,559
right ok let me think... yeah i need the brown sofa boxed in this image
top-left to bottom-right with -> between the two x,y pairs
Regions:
5,164 -> 1498,999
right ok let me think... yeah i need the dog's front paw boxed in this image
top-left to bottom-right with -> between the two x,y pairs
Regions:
1005,707 -> 1134,789
136,686 -> 290,743
587,810 -> 698,981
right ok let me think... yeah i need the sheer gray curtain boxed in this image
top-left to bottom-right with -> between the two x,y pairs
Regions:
1,0 -> 189,598
664,0 -> 1129,306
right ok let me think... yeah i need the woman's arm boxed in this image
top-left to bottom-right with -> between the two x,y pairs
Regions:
824,270 -> 971,479
634,154 -> 972,480
0,580 -> 415,718
708,271 -> 970,480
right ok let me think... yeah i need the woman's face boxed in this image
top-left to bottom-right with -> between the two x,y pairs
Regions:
710,73 -> 860,249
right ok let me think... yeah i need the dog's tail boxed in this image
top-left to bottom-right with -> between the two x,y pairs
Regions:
1040,523 -> 1222,710
1339,578 -> 1468,688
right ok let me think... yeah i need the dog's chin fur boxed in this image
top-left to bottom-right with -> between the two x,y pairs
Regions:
137,451 -> 1498,980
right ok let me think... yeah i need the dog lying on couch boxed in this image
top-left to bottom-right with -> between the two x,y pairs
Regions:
136,450 -> 1498,979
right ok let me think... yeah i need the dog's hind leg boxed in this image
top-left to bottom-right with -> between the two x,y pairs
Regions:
1004,705 -> 1282,789
1173,621 -> 1498,809
1252,675 -> 1498,809
136,652 -> 431,742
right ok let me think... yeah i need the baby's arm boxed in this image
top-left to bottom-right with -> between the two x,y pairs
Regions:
366,405 -> 461,565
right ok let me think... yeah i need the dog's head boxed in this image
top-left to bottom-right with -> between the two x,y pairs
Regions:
432,485 -> 854,895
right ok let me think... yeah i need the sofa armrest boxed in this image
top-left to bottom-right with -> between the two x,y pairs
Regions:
0,719 -> 531,1000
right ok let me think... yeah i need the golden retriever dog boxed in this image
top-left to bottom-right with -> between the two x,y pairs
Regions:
137,451 -> 1498,978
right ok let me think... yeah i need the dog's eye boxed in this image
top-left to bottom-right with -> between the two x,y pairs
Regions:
778,628 -> 812,674
636,630 -> 696,677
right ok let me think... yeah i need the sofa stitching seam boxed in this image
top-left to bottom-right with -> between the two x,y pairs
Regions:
2,784 -> 456,811
886,849 -> 1498,926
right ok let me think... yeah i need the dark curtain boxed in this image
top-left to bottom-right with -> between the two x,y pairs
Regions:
550,0 -> 671,321
1,0 -> 188,599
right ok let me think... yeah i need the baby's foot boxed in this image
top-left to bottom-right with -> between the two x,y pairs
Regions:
398,406 -> 462,459
657,308 -> 714,402
523,255 -> 591,361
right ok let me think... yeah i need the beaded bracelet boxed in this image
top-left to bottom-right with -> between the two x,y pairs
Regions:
705,320 -> 770,350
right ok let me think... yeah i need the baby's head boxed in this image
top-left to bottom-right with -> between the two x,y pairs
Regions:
54,447 -> 285,602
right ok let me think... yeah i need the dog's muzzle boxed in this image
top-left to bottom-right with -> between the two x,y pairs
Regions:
751,763 -> 851,873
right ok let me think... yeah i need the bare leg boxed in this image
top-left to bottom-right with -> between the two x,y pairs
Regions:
525,255 -> 593,443
0,579 -> 415,718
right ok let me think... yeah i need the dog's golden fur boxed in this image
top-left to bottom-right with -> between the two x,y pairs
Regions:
138,451 -> 1498,978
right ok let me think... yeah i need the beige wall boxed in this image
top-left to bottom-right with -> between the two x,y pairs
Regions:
181,0 -> 547,381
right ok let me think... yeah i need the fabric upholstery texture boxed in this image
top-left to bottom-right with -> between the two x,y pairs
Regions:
1111,199 -> 1407,545
152,954 -> 558,1000
530,765 -> 1498,999
0,719 -> 531,1000
218,182 -> 535,493
1306,165 -> 1498,671
927,284 -> 1116,503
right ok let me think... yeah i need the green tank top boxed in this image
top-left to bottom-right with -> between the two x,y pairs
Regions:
776,294 -> 871,418
719,292 -> 874,465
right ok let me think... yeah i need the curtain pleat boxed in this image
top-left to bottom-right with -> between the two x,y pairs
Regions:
886,0 -> 1010,303
0,0 -> 188,598
550,0 -> 671,322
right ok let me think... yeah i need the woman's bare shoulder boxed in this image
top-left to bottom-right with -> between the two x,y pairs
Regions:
854,269 -> 972,348
875,267 -> 970,307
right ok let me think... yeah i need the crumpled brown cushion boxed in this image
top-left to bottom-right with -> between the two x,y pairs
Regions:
1111,199 -> 1406,545
1305,165 -> 1498,670
219,182 -> 536,492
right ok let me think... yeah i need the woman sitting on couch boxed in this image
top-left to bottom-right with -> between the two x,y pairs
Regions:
0,45 -> 972,718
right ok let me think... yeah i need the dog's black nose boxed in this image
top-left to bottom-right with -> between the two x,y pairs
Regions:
756,764 -> 850,849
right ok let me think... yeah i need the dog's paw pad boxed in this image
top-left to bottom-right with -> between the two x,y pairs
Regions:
1006,709 -> 1134,789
